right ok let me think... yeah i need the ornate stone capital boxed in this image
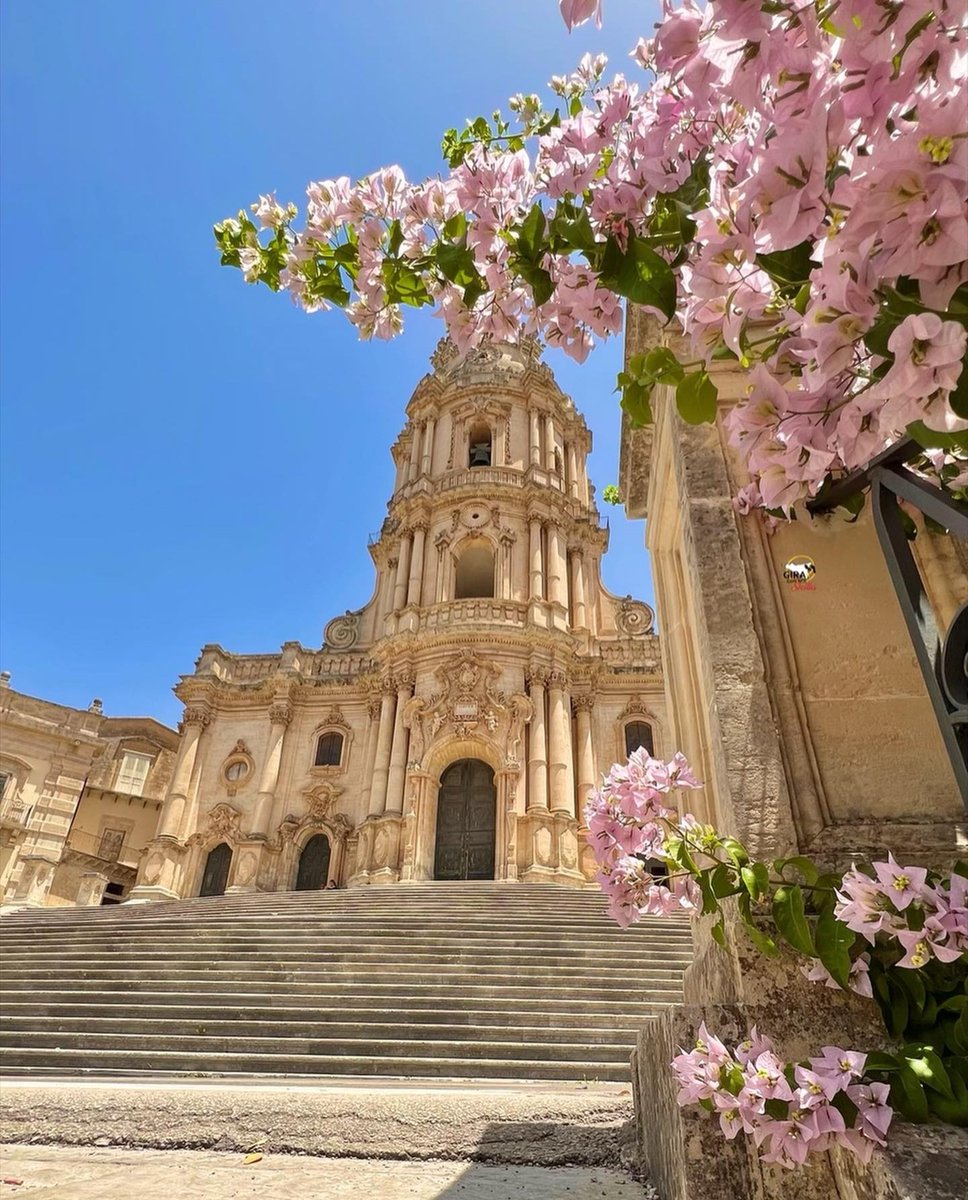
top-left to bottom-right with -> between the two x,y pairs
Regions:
572,694 -> 595,714
547,669 -> 570,691
268,701 -> 293,727
366,696 -> 383,720
182,705 -> 211,728
410,517 -> 429,533
380,674 -> 397,696
395,669 -> 415,692
526,665 -> 550,689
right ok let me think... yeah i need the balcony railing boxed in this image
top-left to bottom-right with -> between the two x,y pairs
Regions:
65,829 -> 145,870
416,599 -> 530,633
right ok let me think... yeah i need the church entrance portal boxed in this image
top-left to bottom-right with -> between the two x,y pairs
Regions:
295,833 -> 331,891
199,842 -> 232,897
433,759 -> 496,880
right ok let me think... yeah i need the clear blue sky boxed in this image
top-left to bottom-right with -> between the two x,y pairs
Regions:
0,0 -> 658,728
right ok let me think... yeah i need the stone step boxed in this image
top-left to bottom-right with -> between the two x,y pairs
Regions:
0,1047 -> 632,1082
0,975 -> 683,1003
0,885 -> 690,1085
0,994 -> 670,1018
0,967 -> 687,993
0,1029 -> 633,1063
1,950 -> 695,969
0,1016 -> 640,1046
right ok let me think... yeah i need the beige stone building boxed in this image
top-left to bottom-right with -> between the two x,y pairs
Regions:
131,338 -> 664,901
0,674 -> 179,907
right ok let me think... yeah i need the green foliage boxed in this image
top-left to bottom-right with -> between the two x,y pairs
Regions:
601,484 -> 622,506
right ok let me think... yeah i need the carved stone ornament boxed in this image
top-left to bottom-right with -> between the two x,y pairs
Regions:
187,802 -> 242,846
412,649 -> 533,769
302,781 -> 343,822
320,706 -> 350,731
324,609 -> 361,650
182,705 -> 211,728
572,694 -> 596,714
620,696 -> 658,721
617,597 -> 656,636
268,701 -> 293,726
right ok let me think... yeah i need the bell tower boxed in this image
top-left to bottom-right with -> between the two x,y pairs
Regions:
138,337 -> 665,900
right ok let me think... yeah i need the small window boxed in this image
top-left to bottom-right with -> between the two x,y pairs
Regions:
315,731 -> 344,767
98,828 -> 126,862
116,752 -> 152,797
468,422 -> 492,468
225,760 -> 248,782
0,772 -> 9,800
625,721 -> 654,757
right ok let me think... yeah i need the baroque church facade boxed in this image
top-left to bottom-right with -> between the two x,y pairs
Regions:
129,339 -> 665,901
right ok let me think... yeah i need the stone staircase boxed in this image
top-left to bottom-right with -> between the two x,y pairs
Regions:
0,883 -> 692,1083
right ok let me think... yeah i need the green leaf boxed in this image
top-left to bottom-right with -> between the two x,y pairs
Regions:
599,235 -> 676,318
381,260 -> 432,307
894,967 -> 927,1015
755,241 -> 816,286
740,862 -> 770,902
891,1065 -> 930,1123
926,1069 -> 968,1127
865,1051 -> 901,1074
675,371 -> 718,425
551,205 -> 597,255
517,204 -> 547,263
887,977 -> 910,1039
905,421 -> 968,453
774,856 -> 820,886
442,212 -> 467,241
436,241 -> 480,288
712,863 -> 742,898
710,912 -> 726,946
815,907 -> 853,989
697,868 -> 720,916
772,884 -> 815,957
738,892 -> 779,956
949,359 -> 968,420
620,381 -> 654,428
901,1046 -> 955,1100
721,838 -> 750,869
386,219 -> 404,258
643,346 -> 685,385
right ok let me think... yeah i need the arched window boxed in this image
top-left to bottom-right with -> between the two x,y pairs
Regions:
625,721 -> 654,757
315,731 -> 344,767
468,422 -> 492,468
455,542 -> 495,599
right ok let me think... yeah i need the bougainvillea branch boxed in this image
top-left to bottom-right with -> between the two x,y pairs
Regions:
582,746 -> 968,1156
215,0 -> 967,516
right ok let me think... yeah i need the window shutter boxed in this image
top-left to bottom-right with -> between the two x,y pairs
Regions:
117,752 -> 151,796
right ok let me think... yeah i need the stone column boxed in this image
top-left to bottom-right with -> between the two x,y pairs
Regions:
544,415 -> 556,472
547,522 -> 567,608
566,443 -> 579,499
529,410 -> 541,467
392,531 -> 412,611
421,417 -> 436,476
529,517 -> 544,601
249,700 -> 292,838
574,694 -> 597,813
368,679 -> 397,818
527,667 -> 549,811
358,696 -> 383,815
407,522 -> 427,607
157,706 -> 209,839
385,671 -> 413,816
408,421 -> 422,481
77,871 -> 110,906
500,533 -> 515,601
547,670 -> 576,816
570,548 -> 587,629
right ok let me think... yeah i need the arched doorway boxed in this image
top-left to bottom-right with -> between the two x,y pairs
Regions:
434,759 -> 496,880
295,833 -> 331,891
199,842 -> 232,897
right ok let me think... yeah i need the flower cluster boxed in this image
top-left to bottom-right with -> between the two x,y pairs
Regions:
835,856 -> 968,969
583,748 -> 703,926
218,0 -> 967,516
672,1025 -> 893,1167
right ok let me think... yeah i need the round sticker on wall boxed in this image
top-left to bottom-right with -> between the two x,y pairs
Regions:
783,555 -> 817,590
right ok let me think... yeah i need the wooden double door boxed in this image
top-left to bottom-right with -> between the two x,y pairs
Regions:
433,759 -> 496,881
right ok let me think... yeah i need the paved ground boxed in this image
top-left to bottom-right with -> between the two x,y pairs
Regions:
0,1145 -> 655,1199
0,1077 -> 636,1167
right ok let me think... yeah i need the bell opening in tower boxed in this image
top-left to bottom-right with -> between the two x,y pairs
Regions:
468,422 -> 492,468
454,541 -> 495,599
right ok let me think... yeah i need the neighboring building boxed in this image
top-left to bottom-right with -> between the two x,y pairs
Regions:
130,337 -> 665,901
0,674 -> 179,907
